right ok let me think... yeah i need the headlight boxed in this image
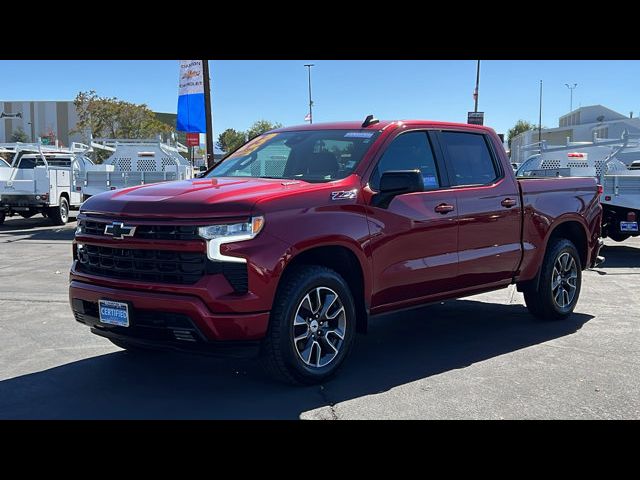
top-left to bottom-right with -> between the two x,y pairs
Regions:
198,216 -> 264,240
75,220 -> 84,236
199,216 -> 265,263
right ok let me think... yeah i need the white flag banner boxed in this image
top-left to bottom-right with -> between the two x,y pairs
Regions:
178,60 -> 204,96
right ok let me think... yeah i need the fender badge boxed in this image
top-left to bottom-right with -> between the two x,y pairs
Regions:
330,189 -> 358,201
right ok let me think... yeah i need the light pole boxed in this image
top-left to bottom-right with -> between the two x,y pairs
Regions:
538,80 -> 543,146
304,64 -> 314,124
474,60 -> 480,113
202,60 -> 214,168
565,83 -> 577,112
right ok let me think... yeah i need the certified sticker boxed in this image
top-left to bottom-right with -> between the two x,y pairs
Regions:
344,132 -> 374,138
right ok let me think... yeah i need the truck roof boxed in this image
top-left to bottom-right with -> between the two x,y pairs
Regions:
272,120 -> 495,133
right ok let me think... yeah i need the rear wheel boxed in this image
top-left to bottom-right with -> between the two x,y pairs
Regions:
608,232 -> 630,242
48,196 -> 69,225
261,265 -> 356,385
523,238 -> 582,320
0,211 -> 5,225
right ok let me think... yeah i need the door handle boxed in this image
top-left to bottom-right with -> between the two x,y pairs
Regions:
434,203 -> 455,214
501,198 -> 517,208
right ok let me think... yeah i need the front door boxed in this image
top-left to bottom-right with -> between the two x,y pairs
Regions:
365,130 -> 459,310
437,130 -> 522,289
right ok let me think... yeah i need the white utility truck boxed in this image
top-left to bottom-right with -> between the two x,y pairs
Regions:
517,132 -> 640,242
0,142 -> 95,225
1,137 -> 193,226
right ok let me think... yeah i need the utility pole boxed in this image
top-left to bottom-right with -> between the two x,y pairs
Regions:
304,64 -> 314,124
474,60 -> 480,112
202,59 -> 214,168
565,83 -> 577,112
538,80 -> 543,146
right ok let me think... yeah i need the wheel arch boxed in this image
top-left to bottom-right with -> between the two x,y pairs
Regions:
545,217 -> 589,270
279,242 -> 370,333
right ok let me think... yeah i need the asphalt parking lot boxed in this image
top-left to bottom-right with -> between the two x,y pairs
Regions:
0,213 -> 639,419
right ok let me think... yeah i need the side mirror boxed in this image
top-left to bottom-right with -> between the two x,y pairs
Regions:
372,170 -> 424,208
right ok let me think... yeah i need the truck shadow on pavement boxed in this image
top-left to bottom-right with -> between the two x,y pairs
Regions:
599,244 -> 640,268
0,299 -> 593,419
0,216 -> 76,242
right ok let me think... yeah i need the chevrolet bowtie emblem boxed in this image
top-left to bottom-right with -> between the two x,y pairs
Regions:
104,222 -> 136,239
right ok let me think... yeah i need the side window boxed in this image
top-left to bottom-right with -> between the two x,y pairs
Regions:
371,131 -> 440,190
18,157 -> 44,169
440,132 -> 499,186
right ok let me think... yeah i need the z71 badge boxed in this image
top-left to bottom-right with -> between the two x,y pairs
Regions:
331,190 -> 358,201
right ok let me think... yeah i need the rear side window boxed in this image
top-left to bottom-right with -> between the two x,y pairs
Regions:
370,131 -> 440,190
440,132 -> 499,186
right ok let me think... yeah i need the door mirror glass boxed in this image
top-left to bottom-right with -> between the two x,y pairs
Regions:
373,170 -> 424,208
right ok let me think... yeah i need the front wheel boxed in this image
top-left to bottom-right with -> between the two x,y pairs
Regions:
261,265 -> 356,385
48,196 -> 69,225
523,238 -> 582,320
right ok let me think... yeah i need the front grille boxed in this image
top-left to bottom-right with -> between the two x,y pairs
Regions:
83,220 -> 200,240
76,244 -> 248,292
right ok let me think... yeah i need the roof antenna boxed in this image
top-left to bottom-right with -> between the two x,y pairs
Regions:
361,114 -> 379,128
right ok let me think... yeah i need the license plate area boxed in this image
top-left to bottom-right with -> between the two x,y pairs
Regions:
98,299 -> 130,327
620,221 -> 638,232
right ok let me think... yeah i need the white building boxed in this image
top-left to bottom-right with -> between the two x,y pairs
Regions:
510,105 -> 640,163
0,101 -> 81,146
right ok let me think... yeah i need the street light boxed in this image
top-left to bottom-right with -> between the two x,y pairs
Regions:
565,83 -> 578,112
304,64 -> 314,124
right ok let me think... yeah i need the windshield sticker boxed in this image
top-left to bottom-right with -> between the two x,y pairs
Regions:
423,175 -> 438,187
345,160 -> 356,169
228,133 -> 279,159
344,132 -> 374,138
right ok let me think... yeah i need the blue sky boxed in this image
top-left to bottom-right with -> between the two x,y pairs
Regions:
1,60 -> 639,140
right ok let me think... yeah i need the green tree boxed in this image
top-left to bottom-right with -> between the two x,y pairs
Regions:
246,120 -> 283,140
72,90 -> 173,141
217,128 -> 247,153
507,120 -> 537,149
11,127 -> 28,143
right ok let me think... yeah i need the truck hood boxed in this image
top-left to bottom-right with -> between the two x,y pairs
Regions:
81,177 -> 321,219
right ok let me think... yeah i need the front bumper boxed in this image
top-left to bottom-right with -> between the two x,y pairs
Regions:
69,280 -> 270,347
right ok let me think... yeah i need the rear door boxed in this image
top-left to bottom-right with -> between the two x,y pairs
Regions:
437,130 -> 522,289
366,129 -> 459,309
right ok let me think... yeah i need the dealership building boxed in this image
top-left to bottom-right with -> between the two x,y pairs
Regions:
510,105 -> 640,164
0,100 -> 182,147
0,100 -> 82,145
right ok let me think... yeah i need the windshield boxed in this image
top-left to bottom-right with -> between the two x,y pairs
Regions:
207,129 -> 381,182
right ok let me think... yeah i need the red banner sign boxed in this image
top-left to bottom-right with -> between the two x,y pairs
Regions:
186,133 -> 200,147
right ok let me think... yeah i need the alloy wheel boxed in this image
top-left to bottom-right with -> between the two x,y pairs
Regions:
551,252 -> 578,309
292,286 -> 347,368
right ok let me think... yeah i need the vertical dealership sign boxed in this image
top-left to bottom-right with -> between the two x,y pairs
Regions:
177,60 -> 206,132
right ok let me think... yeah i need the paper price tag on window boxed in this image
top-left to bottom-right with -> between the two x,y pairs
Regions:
228,133 -> 279,159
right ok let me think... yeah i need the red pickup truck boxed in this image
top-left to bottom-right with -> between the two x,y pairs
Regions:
70,118 -> 603,384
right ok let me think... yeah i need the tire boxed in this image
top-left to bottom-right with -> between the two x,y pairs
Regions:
108,338 -> 157,353
261,265 -> 357,385
0,211 -> 5,225
48,196 -> 69,225
523,238 -> 582,320
608,233 -> 630,242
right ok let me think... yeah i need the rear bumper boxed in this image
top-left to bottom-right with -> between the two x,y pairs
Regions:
69,280 -> 270,346
0,195 -> 48,210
